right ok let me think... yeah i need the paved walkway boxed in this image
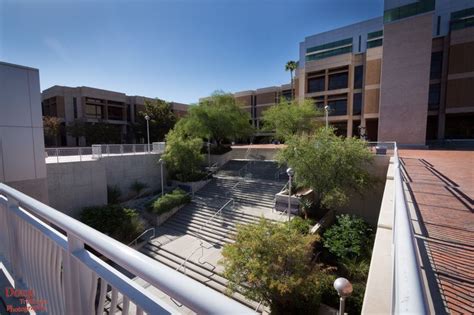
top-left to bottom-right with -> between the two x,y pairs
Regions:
399,150 -> 473,314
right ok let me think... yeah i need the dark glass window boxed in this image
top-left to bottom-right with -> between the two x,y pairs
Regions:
312,96 -> 324,109
428,84 -> 440,110
383,0 -> 435,23
307,76 -> 325,93
367,39 -> 383,48
127,105 -> 131,122
73,97 -> 77,118
353,93 -> 362,115
450,8 -> 474,31
430,52 -> 443,80
331,122 -> 347,137
85,105 -> 103,119
327,98 -> 347,116
328,72 -> 348,90
108,106 -> 124,120
281,89 -> 292,101
354,66 -> 363,89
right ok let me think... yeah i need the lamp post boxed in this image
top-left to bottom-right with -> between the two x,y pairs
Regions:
207,140 -> 211,169
324,105 -> 329,129
334,277 -> 353,315
145,114 -> 150,153
286,168 -> 294,222
159,158 -> 164,197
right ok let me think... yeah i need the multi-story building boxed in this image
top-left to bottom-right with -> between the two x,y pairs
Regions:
234,0 -> 474,145
234,84 -> 293,138
41,85 -> 189,146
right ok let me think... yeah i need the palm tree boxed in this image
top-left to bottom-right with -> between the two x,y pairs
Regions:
285,60 -> 297,100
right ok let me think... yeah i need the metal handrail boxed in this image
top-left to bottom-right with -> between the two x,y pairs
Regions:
128,227 -> 155,247
0,183 -> 252,314
176,198 -> 234,274
391,143 -> 428,313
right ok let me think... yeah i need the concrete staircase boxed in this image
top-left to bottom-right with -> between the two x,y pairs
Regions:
137,159 -> 288,312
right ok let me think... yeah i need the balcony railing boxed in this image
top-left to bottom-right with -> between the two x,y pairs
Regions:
0,183 -> 253,315
365,141 -> 428,313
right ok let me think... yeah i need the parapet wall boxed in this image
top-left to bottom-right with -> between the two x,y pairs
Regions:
47,154 -> 164,217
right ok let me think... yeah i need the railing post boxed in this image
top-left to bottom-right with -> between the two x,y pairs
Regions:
56,148 -> 59,163
120,144 -> 123,156
79,147 -> 82,162
107,145 -> 110,156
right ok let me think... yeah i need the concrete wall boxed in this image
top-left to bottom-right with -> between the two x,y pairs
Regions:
47,154 -> 164,217
0,62 -> 48,203
378,14 -> 433,145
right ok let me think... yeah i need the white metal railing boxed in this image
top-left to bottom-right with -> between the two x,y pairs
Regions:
367,141 -> 428,313
46,142 -> 165,163
0,183 -> 253,315
128,227 -> 156,248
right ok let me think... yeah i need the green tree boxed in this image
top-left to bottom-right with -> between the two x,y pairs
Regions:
178,91 -> 253,145
43,116 -> 62,147
161,128 -> 204,181
277,128 -> 373,209
133,98 -> 176,142
261,98 -> 322,141
285,60 -> 297,99
221,218 -> 334,314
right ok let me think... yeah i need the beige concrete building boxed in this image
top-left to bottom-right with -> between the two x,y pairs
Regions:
41,85 -> 189,146
234,0 -> 473,145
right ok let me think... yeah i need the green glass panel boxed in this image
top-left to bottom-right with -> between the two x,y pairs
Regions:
384,0 -> 435,23
367,30 -> 383,39
367,39 -> 383,48
451,7 -> 474,20
306,38 -> 353,54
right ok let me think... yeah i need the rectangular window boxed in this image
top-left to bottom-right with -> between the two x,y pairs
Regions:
327,96 -> 347,116
85,104 -> 103,119
367,30 -> 383,48
281,89 -> 292,101
430,51 -> 443,80
437,15 -> 441,35
127,105 -> 131,122
383,0 -> 435,23
328,72 -> 348,90
307,76 -> 325,93
73,97 -> 77,118
108,106 -> 124,120
353,93 -> 362,115
312,96 -> 324,109
354,66 -> 363,89
306,38 -> 353,62
450,7 -> 474,31
428,84 -> 440,110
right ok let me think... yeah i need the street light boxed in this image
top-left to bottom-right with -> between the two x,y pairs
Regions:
324,105 -> 329,129
286,168 -> 294,222
159,158 -> 164,197
145,114 -> 150,153
334,277 -> 353,315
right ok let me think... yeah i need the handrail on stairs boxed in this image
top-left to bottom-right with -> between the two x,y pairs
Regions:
128,227 -> 156,247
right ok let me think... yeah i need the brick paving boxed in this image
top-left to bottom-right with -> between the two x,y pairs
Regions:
399,150 -> 474,314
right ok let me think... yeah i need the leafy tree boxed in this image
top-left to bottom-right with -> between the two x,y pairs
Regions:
285,60 -> 297,99
161,128 -> 204,181
323,214 -> 374,261
178,91 -> 253,145
43,116 -> 62,146
133,98 -> 176,142
261,98 -> 322,141
277,128 -> 373,209
221,218 -> 334,314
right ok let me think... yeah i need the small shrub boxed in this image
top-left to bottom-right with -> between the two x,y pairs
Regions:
323,214 -> 374,261
150,189 -> 191,215
288,216 -> 314,235
130,180 -> 148,196
80,205 -> 143,243
107,185 -> 121,204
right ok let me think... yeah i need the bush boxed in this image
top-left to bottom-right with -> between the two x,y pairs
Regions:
161,128 -> 204,182
221,218 -> 333,314
150,189 -> 191,215
288,216 -> 314,235
323,214 -> 374,261
130,180 -> 148,196
107,185 -> 121,204
80,205 -> 143,243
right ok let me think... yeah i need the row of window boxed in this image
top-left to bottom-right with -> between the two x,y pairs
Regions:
450,7 -> 474,31
307,65 -> 363,93
306,46 -> 353,62
312,92 -> 362,116
383,0 -> 435,23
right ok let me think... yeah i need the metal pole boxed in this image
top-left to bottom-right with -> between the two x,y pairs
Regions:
325,106 -> 329,128
207,141 -> 211,169
339,297 -> 345,315
160,160 -> 164,197
288,175 -> 292,222
146,116 -> 150,153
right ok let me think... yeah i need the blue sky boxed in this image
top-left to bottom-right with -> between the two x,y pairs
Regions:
0,0 -> 383,104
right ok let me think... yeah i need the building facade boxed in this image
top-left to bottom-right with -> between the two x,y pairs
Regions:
41,85 -> 189,147
0,62 -> 48,202
234,0 -> 473,145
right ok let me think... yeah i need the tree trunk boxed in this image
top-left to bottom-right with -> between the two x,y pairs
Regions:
290,70 -> 294,100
